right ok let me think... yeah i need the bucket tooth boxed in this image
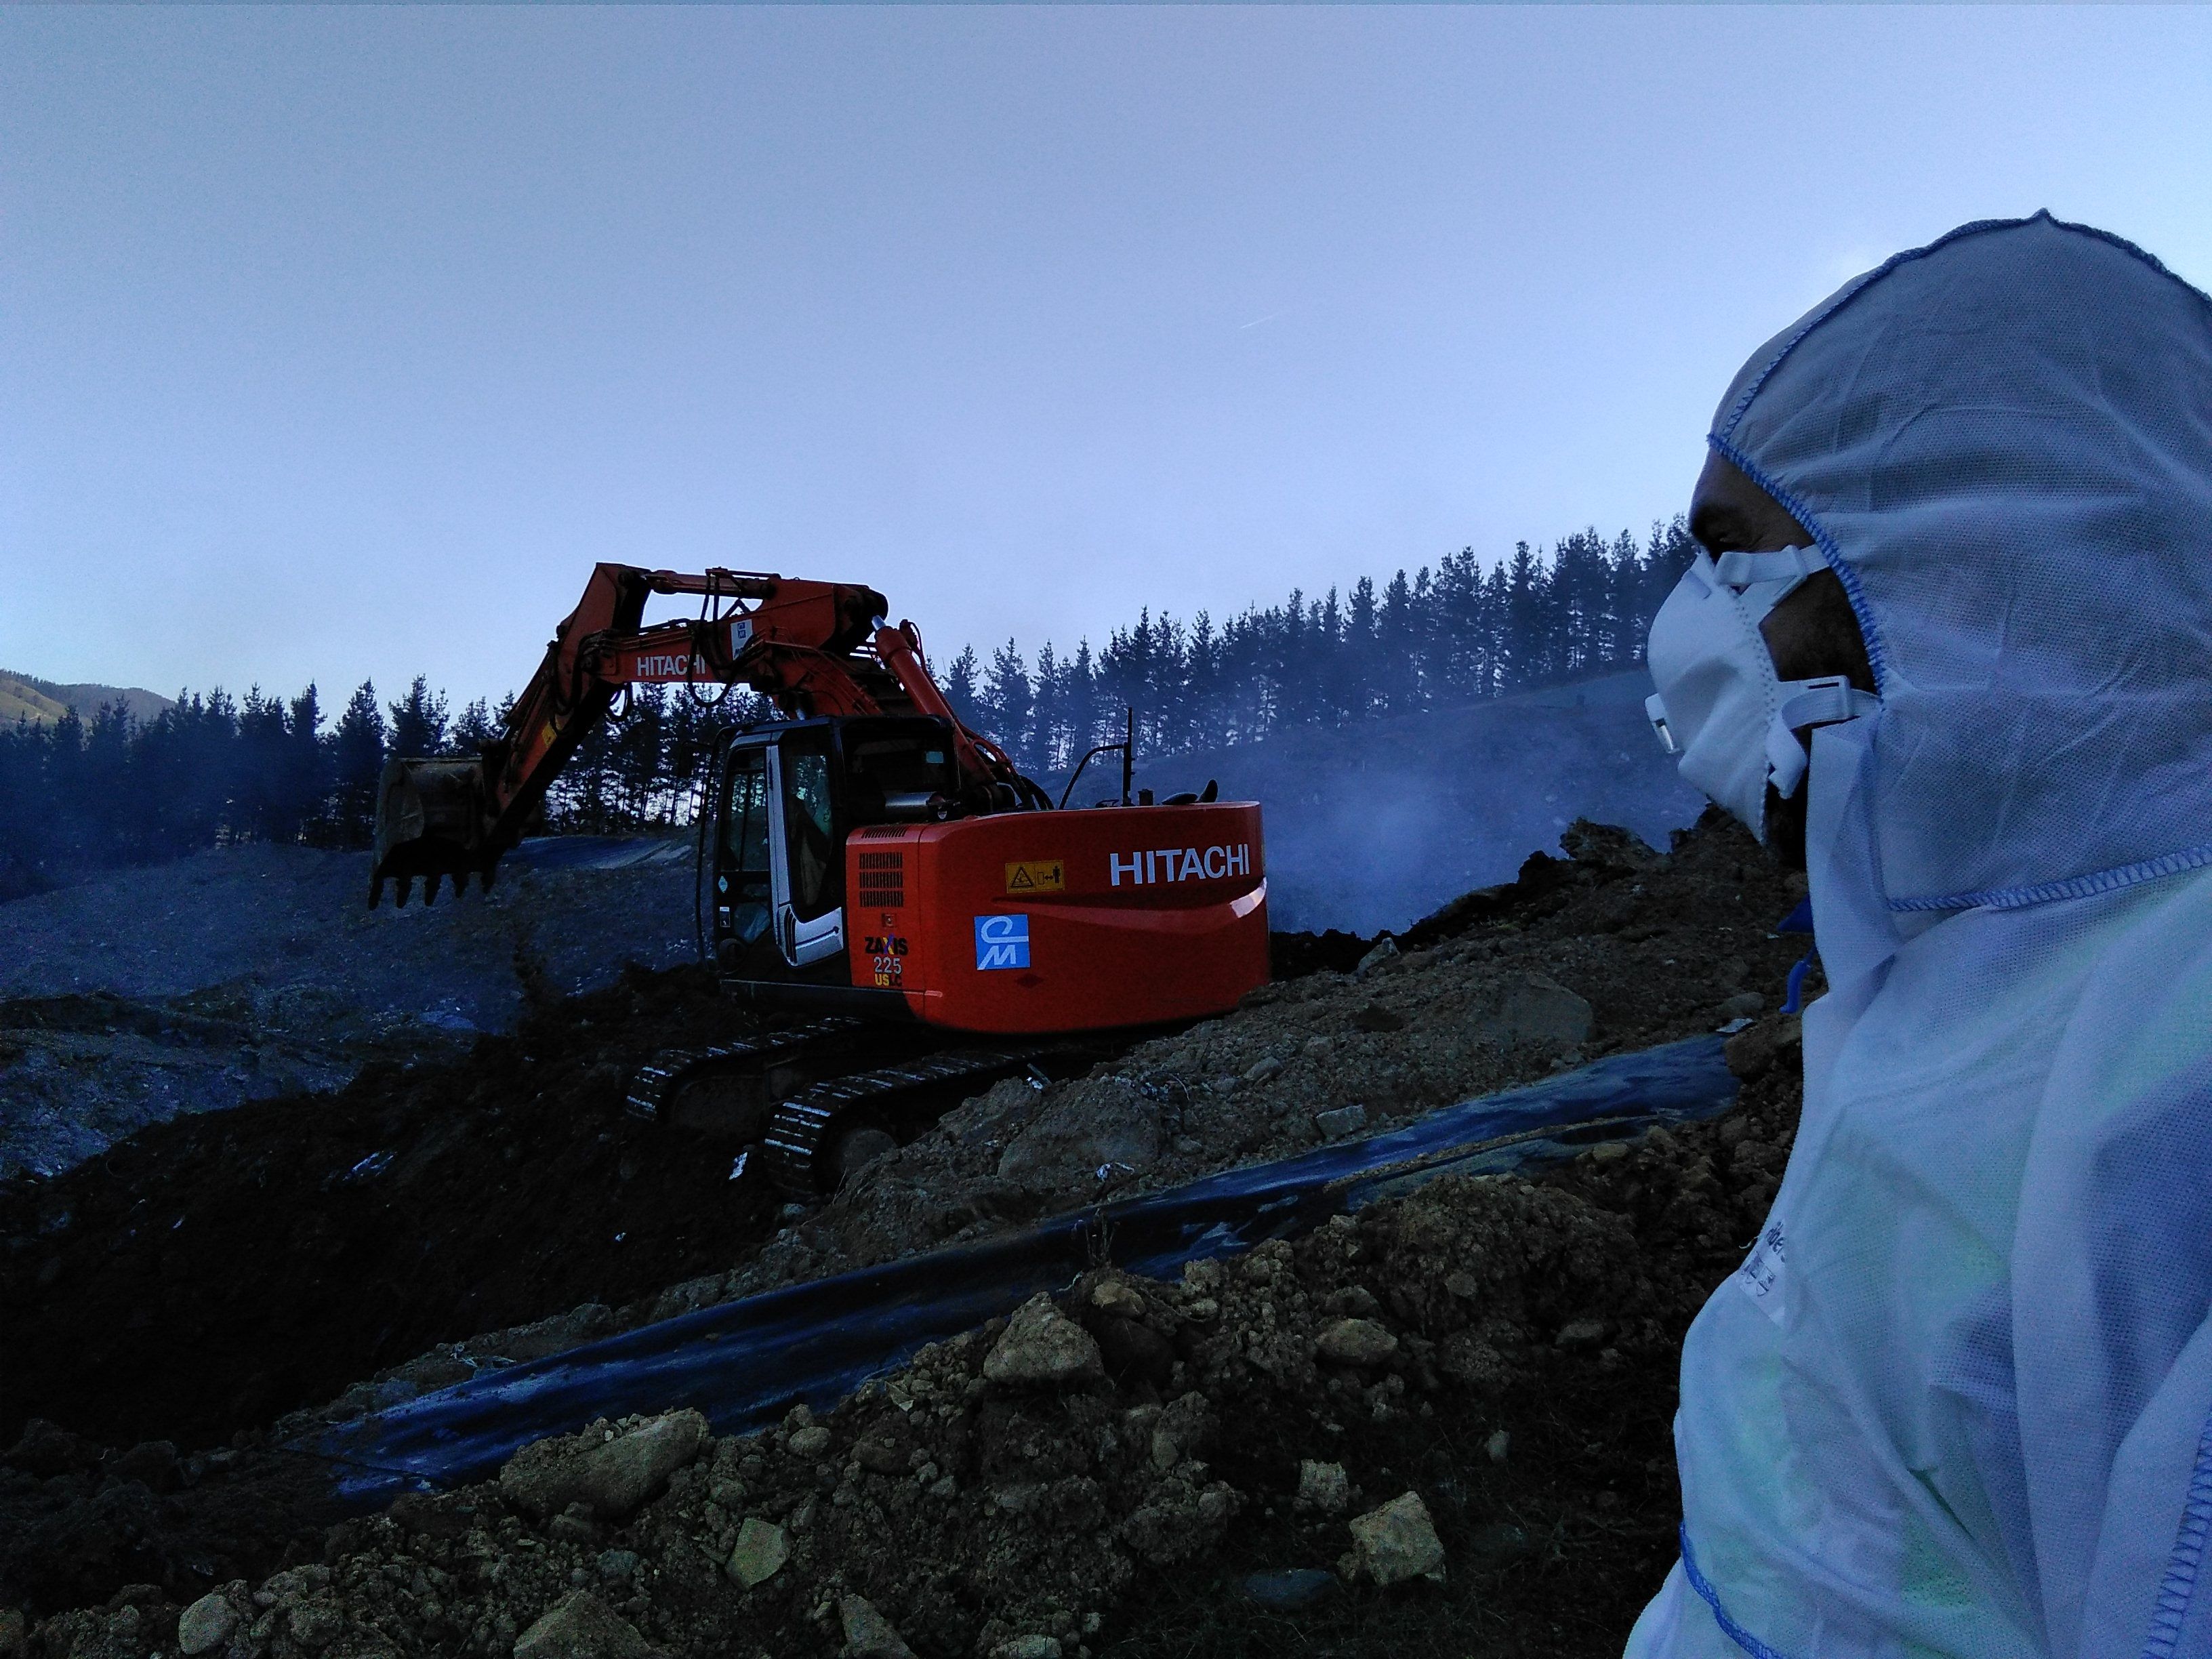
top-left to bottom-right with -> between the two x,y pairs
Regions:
369,875 -> 387,910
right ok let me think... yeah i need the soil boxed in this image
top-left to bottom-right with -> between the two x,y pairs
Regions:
1,807 -> 1818,1653
6,1057 -> 1807,1657
0,968 -> 781,1451
0,837 -> 697,1179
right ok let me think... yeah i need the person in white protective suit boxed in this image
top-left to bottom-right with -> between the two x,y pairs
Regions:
1629,211 -> 2212,1659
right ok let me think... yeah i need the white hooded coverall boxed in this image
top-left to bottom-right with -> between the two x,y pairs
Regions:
1629,214 -> 2212,1658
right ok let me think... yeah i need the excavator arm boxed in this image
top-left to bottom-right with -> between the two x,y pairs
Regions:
369,564 -> 1032,906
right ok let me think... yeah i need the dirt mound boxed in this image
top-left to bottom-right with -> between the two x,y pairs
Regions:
7,1048 -> 1806,1654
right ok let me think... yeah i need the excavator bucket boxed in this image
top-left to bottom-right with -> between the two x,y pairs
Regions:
369,757 -> 495,908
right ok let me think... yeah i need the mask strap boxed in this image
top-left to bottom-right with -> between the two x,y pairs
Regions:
1765,675 -> 1881,798
1711,546 -> 1823,589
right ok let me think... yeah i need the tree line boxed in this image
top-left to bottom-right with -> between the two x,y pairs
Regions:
0,519 -> 1693,898
944,520 -> 1696,775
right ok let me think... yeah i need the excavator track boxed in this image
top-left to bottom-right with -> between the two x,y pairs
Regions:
622,1017 -> 872,1126
628,1016 -> 1136,1200
761,1046 -> 1054,1196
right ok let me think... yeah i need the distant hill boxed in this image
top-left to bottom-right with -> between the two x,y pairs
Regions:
0,671 -> 174,729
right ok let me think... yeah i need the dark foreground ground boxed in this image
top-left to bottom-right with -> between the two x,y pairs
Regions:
2,809 -> 1810,1658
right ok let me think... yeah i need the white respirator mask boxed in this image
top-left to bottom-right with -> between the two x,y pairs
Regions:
1643,546 -> 1880,842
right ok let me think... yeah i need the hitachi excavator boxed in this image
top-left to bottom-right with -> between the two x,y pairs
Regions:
370,565 -> 1268,1193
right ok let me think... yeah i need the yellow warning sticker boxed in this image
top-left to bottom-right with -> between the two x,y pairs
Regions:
1004,860 -> 1065,895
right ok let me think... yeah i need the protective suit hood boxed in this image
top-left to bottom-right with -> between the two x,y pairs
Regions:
1711,211 -> 2212,912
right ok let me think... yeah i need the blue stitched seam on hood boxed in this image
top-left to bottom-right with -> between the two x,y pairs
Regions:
1709,210 -> 2212,705
1704,432 -> 1892,697
1678,1525 -> 1798,1659
2141,1401 -> 2212,1659
1715,211 -> 2212,450
1889,838 -> 2212,915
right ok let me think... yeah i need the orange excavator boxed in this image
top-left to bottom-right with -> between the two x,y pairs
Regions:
371,566 -> 1269,1191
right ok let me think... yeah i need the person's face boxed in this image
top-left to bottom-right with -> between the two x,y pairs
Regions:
1685,451 -> 1874,867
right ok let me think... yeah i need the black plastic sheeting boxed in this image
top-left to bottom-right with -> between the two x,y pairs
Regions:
307,1034 -> 1736,1500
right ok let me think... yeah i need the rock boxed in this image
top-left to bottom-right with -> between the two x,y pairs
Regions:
1092,1313 -> 1175,1385
1725,1014 -> 1803,1080
1315,1317 -> 1398,1366
1242,1568 -> 1338,1611
1324,1284 -> 1380,1318
176,1593 -> 241,1654
1242,1054 -> 1284,1084
1718,990 -> 1765,1020
853,1437 -> 907,1474
1,1417 -> 92,1478
1087,1277 -> 1147,1318
728,1517 -> 789,1586
500,1409 -> 708,1521
1120,1477 -> 1240,1565
1313,1103 -> 1368,1141
288,1601 -> 346,1647
1589,1141 -> 1629,1165
595,1549 -> 640,1582
512,1590 -> 654,1659
996,1087 -> 1160,1191
1354,937 -> 1400,978
1484,1429 -> 1511,1463
838,1594 -> 918,1659
983,1294 -> 1103,1387
1350,1000 -> 1405,1033
1296,1459 -> 1349,1513
990,1638 -> 1062,1659
0,1608 -> 22,1659
1555,1317 -> 1607,1351
1349,1491 -> 1446,1586
787,1425 -> 832,1458
1478,972 -> 1594,1047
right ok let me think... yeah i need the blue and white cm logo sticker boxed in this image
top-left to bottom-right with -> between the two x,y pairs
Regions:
975,913 -> 1030,971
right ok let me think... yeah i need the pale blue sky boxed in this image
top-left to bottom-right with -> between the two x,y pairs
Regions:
4,7 -> 2209,710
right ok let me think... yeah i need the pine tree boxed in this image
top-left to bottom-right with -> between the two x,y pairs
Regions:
942,647 -> 982,731
331,682 -> 386,848
388,676 -> 449,759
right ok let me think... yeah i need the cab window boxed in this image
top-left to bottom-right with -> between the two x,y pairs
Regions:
783,738 -> 839,920
720,747 -> 773,943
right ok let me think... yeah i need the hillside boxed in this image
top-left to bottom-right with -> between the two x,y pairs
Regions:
1120,670 -> 1704,933
0,670 -> 173,727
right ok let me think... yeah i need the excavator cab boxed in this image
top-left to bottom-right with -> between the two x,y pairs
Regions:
711,716 -> 960,983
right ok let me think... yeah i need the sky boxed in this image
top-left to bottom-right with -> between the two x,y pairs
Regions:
4,7 -> 2210,713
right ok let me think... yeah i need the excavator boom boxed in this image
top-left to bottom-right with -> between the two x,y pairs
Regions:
369,565 -> 1026,906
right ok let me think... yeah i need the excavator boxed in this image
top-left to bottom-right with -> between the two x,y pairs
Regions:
369,565 -> 1269,1193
